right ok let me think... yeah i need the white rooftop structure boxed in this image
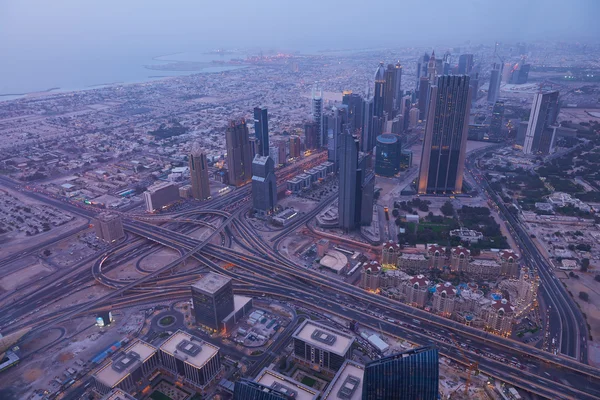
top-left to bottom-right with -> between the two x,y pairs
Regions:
159,330 -> 219,369
322,360 -> 365,400
319,250 -> 348,273
255,368 -> 320,400
94,340 -> 156,389
293,320 -> 354,357
192,272 -> 231,295
100,389 -> 137,400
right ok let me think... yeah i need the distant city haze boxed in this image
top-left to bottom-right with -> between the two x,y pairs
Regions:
0,0 -> 598,95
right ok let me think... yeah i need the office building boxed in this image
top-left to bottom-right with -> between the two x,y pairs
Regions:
143,181 -> 179,212
409,107 -> 420,127
254,368 -> 320,400
191,272 -> 235,331
400,149 -> 413,170
322,360 -> 365,400
338,132 -> 374,231
362,95 -> 375,152
470,72 -> 479,105
312,84 -> 325,147
248,137 -> 258,160
189,151 -> 210,201
401,94 -> 411,130
94,213 -> 124,243
226,118 -> 253,186
516,121 -> 528,146
523,91 -> 560,155
374,62 -> 386,119
487,65 -> 501,103
289,135 -> 301,159
304,121 -> 319,150
93,340 -> 159,396
418,75 -> 471,194
362,346 -> 439,400
416,52 -> 430,91
394,60 -> 403,105
383,64 -> 397,117
342,91 -> 364,136
442,52 -> 451,75
490,101 -> 505,138
159,330 -> 221,389
375,134 -> 401,177
427,51 -> 437,84
510,63 -> 530,84
458,54 -> 474,74
292,320 -> 355,373
100,389 -> 137,400
233,380 -> 291,400
254,107 -> 269,156
418,77 -> 430,121
252,155 -> 277,216
327,105 -> 349,170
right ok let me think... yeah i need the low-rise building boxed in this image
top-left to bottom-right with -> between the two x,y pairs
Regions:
322,360 -> 364,400
381,241 -> 401,268
254,368 -> 320,400
499,250 -> 520,278
427,244 -> 446,269
397,253 -> 429,274
402,275 -> 430,307
465,259 -> 501,280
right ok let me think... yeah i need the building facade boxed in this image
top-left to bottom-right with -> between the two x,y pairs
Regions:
253,107 -> 269,157
191,273 -> 235,331
226,118 -> 253,186
251,155 -> 277,216
375,134 -> 401,177
143,181 -> 179,212
418,75 -> 471,194
189,151 -> 210,201
292,320 -> 354,373
94,213 -> 124,243
523,91 -> 560,155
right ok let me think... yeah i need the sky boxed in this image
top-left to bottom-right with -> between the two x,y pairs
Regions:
0,0 -> 598,55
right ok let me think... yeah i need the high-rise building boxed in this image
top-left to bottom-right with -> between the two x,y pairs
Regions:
253,107 -> 269,156
252,155 -> 277,216
304,121 -> 319,150
409,107 -> 420,128
94,213 -> 124,243
189,151 -> 210,201
322,360 -> 365,400
342,91 -> 364,136
383,64 -> 397,117
375,134 -> 401,177
289,135 -> 301,159
516,120 -> 528,147
416,53 -> 430,91
470,72 -> 479,106
394,61 -> 403,105
442,52 -> 451,75
490,101 -> 505,138
191,272 -> 235,331
487,64 -> 501,103
248,137 -> 258,160
374,62 -> 386,120
510,63 -> 530,84
312,84 -> 325,147
327,105 -> 349,170
458,54 -> 474,75
233,380 -> 291,400
418,75 -> 472,194
427,51 -> 437,84
523,91 -> 560,155
338,132 -> 374,230
361,95 -> 374,152
418,77 -> 430,121
362,346 -> 439,400
143,181 -> 180,212
226,118 -> 253,186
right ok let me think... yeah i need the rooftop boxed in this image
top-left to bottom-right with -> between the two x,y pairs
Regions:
322,360 -> 365,400
160,330 -> 219,369
192,272 -> 232,295
101,389 -> 137,400
293,320 -> 354,356
94,340 -> 156,388
255,368 -> 320,400
319,250 -> 348,272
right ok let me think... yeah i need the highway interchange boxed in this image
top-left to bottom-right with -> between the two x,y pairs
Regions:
1,157 -> 600,400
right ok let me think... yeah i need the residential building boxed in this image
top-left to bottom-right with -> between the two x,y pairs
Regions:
289,135 -> 301,159
304,121 -> 319,150
418,75 -> 471,194
499,250 -> 520,278
312,84 -> 325,147
432,282 -> 457,315
397,253 -> 429,274
381,241 -> 401,267
450,246 -> 471,271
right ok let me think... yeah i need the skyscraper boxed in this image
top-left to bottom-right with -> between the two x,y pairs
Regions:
418,75 -> 472,194
94,213 -> 124,243
487,65 -> 501,103
191,272 -> 235,331
289,135 -> 301,159
233,380 -> 291,400
226,118 -> 253,187
418,77 -> 430,121
338,131 -> 374,231
189,151 -> 210,200
375,134 -> 401,177
327,105 -> 349,171
383,64 -> 397,117
252,155 -> 277,216
523,91 -> 560,155
312,84 -> 324,147
394,60 -> 403,105
374,63 -> 386,121
304,121 -> 319,150
458,54 -> 474,75
490,101 -> 505,138
253,107 -> 269,156
470,72 -> 479,106
416,53 -> 430,91
342,91 -> 364,136
362,346 -> 439,400
427,51 -> 437,84
361,95 -> 374,153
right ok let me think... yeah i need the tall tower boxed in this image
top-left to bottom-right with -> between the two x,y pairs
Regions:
487,64 -> 501,103
427,51 -> 437,84
342,91 -> 364,136
251,155 -> 277,216
383,64 -> 397,117
362,346 -> 439,400
311,83 -> 324,147
304,121 -> 319,150
418,75 -> 472,194
394,60 -> 403,105
418,77 -> 430,121
253,107 -> 269,156
523,91 -> 560,155
490,101 -> 505,138
189,150 -> 210,200
225,118 -> 253,187
458,54 -> 474,75
373,62 -> 386,118
338,132 -> 359,232
362,93 -> 374,153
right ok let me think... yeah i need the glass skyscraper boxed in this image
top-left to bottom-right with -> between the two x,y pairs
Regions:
254,107 -> 269,156
362,346 -> 439,400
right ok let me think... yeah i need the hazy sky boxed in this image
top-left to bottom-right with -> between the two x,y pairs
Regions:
0,0 -> 598,55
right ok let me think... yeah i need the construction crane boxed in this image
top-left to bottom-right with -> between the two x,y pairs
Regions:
449,333 -> 479,397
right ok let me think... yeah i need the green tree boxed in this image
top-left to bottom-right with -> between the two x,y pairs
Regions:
581,258 -> 590,272
441,201 -> 454,217
579,291 -> 589,302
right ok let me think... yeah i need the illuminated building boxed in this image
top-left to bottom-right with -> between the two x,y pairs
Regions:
143,181 -> 179,212
417,75 -> 471,194
191,272 -> 234,331
375,134 -> 401,177
226,118 -> 253,186
94,213 -> 124,243
432,282 -> 457,315
381,241 -> 401,267
383,64 -> 397,117
233,380 -> 291,400
289,135 -> 301,159
189,151 -> 210,201
304,121 -> 319,150
252,155 -> 277,216
312,83 -> 325,147
499,250 -> 520,278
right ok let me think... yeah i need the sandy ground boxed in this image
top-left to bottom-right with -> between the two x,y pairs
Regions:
137,247 -> 180,272
0,261 -> 53,291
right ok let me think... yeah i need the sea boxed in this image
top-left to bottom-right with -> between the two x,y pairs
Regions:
0,48 -> 248,102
